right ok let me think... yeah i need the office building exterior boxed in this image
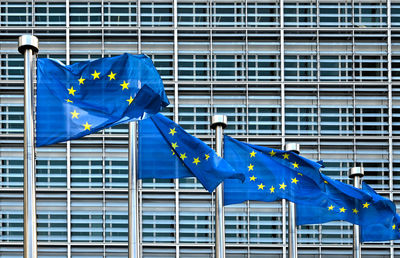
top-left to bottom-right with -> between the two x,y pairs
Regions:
0,0 -> 399,256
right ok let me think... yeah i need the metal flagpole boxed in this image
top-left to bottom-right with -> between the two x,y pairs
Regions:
285,143 -> 300,258
128,122 -> 140,258
349,167 -> 364,258
211,115 -> 227,258
18,35 -> 39,258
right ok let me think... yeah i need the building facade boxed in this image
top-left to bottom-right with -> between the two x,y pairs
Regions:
1,0 -> 399,257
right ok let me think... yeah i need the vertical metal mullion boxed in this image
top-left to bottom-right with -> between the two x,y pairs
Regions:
65,1 -> 72,256
173,0 -> 180,256
387,1 -> 394,256
137,2 -> 142,256
280,0 -> 286,256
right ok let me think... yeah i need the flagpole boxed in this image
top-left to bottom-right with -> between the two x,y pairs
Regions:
18,35 -> 39,258
349,167 -> 364,258
211,115 -> 227,258
285,143 -> 300,258
128,121 -> 140,258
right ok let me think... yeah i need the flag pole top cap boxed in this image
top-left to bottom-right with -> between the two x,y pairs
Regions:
18,35 -> 39,54
349,167 -> 364,178
211,115 -> 227,129
285,143 -> 300,154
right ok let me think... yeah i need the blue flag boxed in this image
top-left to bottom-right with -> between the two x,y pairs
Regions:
360,183 -> 400,242
36,53 -> 169,147
296,174 -> 371,226
138,114 -> 245,193
223,136 -> 325,206
296,177 -> 400,242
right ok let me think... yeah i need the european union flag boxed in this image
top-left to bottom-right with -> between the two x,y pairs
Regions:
138,114 -> 245,193
36,53 -> 169,147
296,176 -> 400,242
296,174 -> 371,226
361,182 -> 400,242
223,136 -> 324,206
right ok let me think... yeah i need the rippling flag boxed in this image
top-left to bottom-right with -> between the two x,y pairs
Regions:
360,183 -> 400,242
223,136 -> 325,206
296,174 -> 371,226
296,177 -> 400,242
36,53 -> 169,147
138,114 -> 245,192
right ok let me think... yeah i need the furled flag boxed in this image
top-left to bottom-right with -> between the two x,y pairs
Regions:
223,136 -> 325,206
138,114 -> 245,192
36,53 -> 169,147
360,182 -> 400,242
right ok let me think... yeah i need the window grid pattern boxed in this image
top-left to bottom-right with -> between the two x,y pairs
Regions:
1,0 -> 400,257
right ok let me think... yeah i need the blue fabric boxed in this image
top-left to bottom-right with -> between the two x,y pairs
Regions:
360,182 -> 400,242
296,177 -> 400,242
138,114 -> 245,193
36,53 -> 169,147
223,136 -> 324,206
296,175 -> 371,226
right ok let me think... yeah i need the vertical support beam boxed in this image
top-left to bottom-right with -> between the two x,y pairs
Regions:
211,115 -> 227,258
18,34 -> 39,258
65,2 -> 72,255
279,1 -> 287,256
349,167 -> 364,258
128,122 -> 140,258
285,143 -> 300,258
173,2 -> 180,257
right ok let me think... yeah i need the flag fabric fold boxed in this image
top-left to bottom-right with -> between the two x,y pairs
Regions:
360,182 -> 400,242
296,177 -> 400,242
36,53 -> 169,147
296,174 -> 371,226
223,136 -> 324,206
138,114 -> 245,193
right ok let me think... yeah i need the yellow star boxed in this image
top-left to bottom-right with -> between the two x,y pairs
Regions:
363,202 -> 370,208
352,208 -> 359,214
279,182 -> 287,190
171,142 -> 178,149
83,122 -> 92,131
171,149 -> 175,156
70,110 -> 80,119
328,205 -> 334,211
248,164 -> 254,171
180,153 -> 187,160
340,207 -> 346,213
283,153 -> 289,159
324,180 -> 328,184
193,157 -> 200,165
120,80 -> 129,90
91,70 -> 100,79
292,162 -> 299,168
269,150 -> 276,156
298,173 -> 303,176
67,86 -> 76,96
108,71 -> 116,80
269,186 -> 275,193
393,224 -> 396,230
65,99 -> 73,103
205,154 -> 210,160
250,151 -> 256,157
291,178 -> 299,184
78,76 -> 85,85
127,96 -> 134,105
258,183 -> 265,190
169,128 -> 177,136
249,175 -> 257,181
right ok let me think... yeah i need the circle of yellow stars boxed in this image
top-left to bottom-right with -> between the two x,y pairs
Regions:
167,127 -> 214,168
248,148 -> 301,196
65,69 -> 135,132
